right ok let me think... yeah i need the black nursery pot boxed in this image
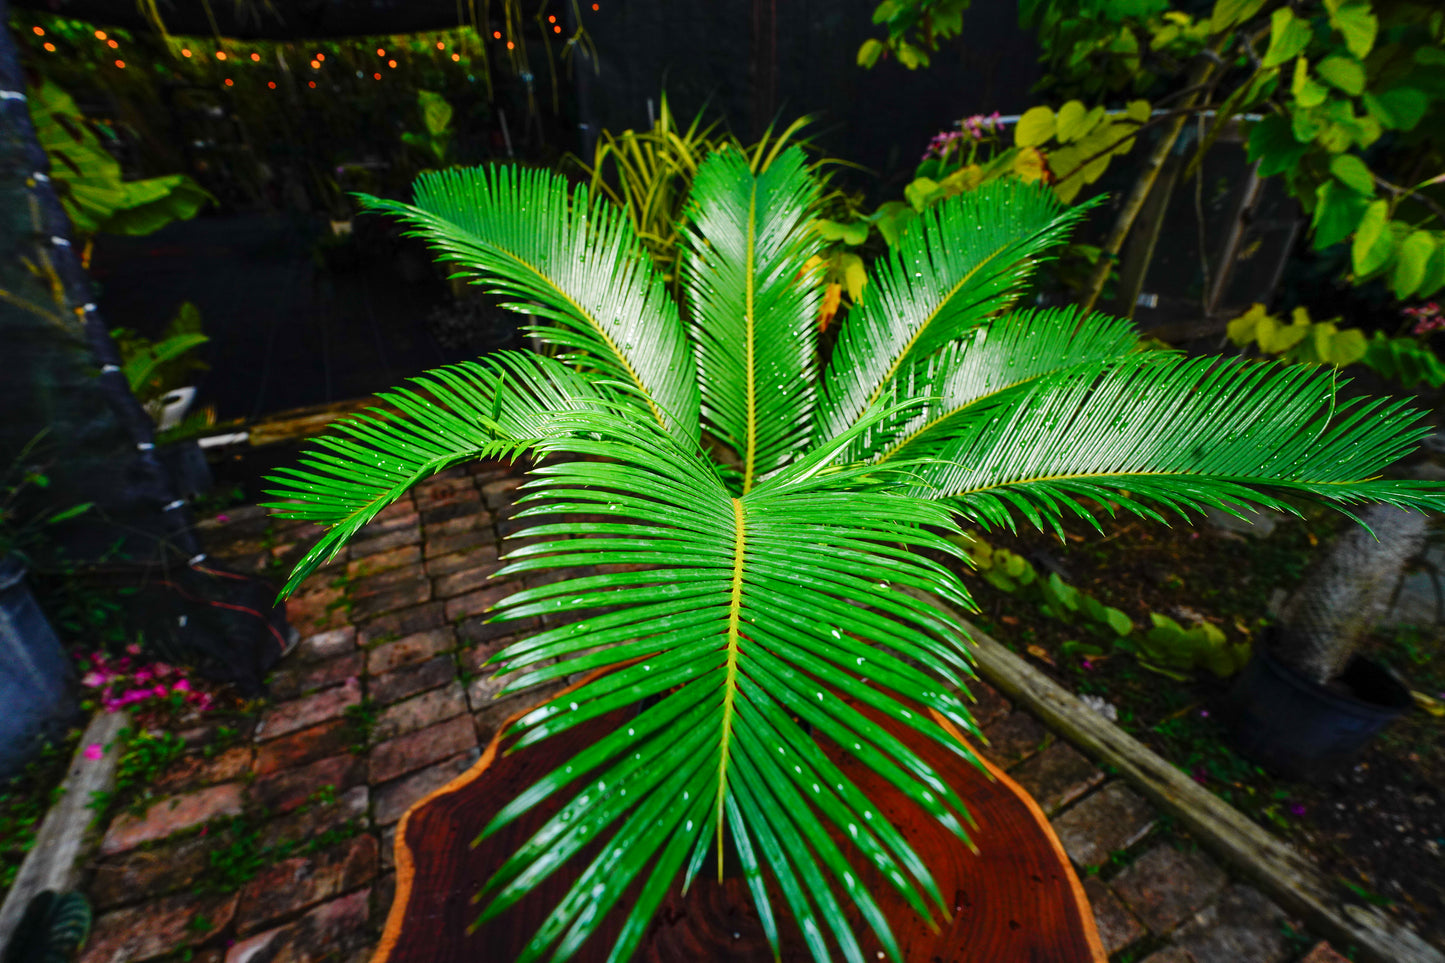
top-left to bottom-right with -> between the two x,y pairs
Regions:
0,554 -> 78,779
1222,644 -> 1412,781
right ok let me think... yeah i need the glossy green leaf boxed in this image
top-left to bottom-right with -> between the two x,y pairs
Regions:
1263,8 -> 1312,68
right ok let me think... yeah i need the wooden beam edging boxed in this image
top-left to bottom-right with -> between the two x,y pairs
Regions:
915,592 -> 1444,963
0,710 -> 128,949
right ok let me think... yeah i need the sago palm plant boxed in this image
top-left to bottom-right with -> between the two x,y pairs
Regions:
265,147 -> 1442,963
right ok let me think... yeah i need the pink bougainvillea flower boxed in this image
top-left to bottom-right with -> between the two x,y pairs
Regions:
83,744 -> 104,760
81,671 -> 107,688
134,668 -> 154,683
172,679 -> 192,693
125,643 -> 142,656
216,514 -> 231,523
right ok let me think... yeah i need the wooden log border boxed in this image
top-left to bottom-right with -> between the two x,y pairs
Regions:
919,593 -> 1445,963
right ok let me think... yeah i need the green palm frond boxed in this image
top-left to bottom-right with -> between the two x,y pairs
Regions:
358,166 -> 699,442
846,305 -> 1142,465
682,146 -> 824,491
919,354 -> 1443,534
469,407 -> 983,963
262,352 -> 604,595
815,181 -> 1093,445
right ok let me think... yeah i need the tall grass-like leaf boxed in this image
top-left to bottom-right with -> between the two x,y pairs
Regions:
682,146 -> 824,490
816,181 -> 1092,444
921,355 -> 1444,534
358,166 -> 699,442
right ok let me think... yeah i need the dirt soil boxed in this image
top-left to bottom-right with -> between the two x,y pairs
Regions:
940,512 -> 1445,950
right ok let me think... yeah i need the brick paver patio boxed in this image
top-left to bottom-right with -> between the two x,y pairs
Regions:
72,459 -> 1343,963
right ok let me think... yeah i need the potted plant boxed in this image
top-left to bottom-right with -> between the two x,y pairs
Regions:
265,151 -> 1443,961
0,436 -> 89,779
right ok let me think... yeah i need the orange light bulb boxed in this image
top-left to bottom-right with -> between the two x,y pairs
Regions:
250,52 -> 261,61
216,50 -> 227,60
32,26 -> 44,36
94,29 -> 106,39
43,42 -> 55,51
114,59 -> 124,68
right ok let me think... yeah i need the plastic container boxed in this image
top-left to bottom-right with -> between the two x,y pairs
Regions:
0,554 -> 78,779
1223,646 -> 1411,780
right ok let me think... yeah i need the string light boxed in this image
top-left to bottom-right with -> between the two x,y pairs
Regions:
114,59 -> 125,68
451,52 -> 461,61
548,14 -> 556,22
316,53 -> 325,61
310,59 -> 320,68
107,39 -> 118,48
43,42 -> 55,52
31,25 -> 44,36
493,31 -> 502,39
592,3 -> 599,8
308,81 -> 316,88
553,25 -> 561,33
436,41 -> 445,49
388,59 -> 397,68
373,72 -> 381,79
250,52 -> 261,61
376,47 -> 385,56
267,81 -> 277,89
224,77 -> 234,86
506,41 -> 514,50
216,50 -> 227,60
181,48 -> 192,57
94,29 -> 106,39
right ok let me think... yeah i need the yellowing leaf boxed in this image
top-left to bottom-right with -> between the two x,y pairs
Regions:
1327,0 -> 1377,59
1125,99 -> 1152,125
1352,200 -> 1391,275
857,38 -> 884,68
817,282 -> 842,331
1264,8 -> 1312,68
1056,101 -> 1091,142
842,253 -> 868,302
1011,147 -> 1046,183
1226,303 -> 1269,346
1015,106 -> 1056,147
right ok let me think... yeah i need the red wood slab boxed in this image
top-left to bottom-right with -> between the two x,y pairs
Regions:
375,687 -> 1106,963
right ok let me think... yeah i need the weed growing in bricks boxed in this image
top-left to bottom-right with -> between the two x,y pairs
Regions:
343,700 -> 379,754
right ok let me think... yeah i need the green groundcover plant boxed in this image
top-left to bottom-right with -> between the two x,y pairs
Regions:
265,148 -> 1442,962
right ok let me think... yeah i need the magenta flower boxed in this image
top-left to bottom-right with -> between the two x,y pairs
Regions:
83,744 -> 103,760
125,643 -> 142,656
172,679 -> 192,693
81,671 -> 107,688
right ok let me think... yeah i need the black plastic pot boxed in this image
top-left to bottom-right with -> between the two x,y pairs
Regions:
1222,646 -> 1412,780
0,554 -> 78,779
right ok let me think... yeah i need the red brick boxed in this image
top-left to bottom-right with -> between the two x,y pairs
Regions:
444,583 -> 513,621
433,563 -> 504,599
981,711 -> 1050,768
101,783 -> 245,855
257,678 -> 362,742
425,528 -> 498,558
296,626 -> 357,662
350,579 -> 432,621
1082,878 -> 1146,955
374,498 -> 418,521
458,637 -> 518,676
1011,743 -> 1104,815
370,656 -> 456,706
223,889 -> 370,963
1112,844 -> 1228,934
268,651 -> 364,701
372,753 -> 474,825
425,543 -> 499,577
373,683 -> 468,742
248,754 -> 367,814
423,512 -> 494,538
285,585 -> 349,634
480,477 -> 524,508
349,525 -> 422,559
347,544 -> 421,578
81,891 -> 238,963
370,716 -> 477,783
968,680 -> 1011,728
90,834 -> 214,909
1300,942 -> 1351,963
348,564 -> 422,599
366,627 -> 455,674
156,746 -> 254,794
415,476 -> 479,510
358,602 -> 446,645
255,718 -> 354,777
258,785 -> 369,852
356,510 -> 420,538
236,835 -> 379,935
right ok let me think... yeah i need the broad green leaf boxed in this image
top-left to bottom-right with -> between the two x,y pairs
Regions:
1226,303 -> 1269,346
857,38 -> 884,68
1351,200 -> 1392,276
1419,237 -> 1445,296
1328,154 -> 1374,195
1055,101 -> 1091,142
1368,87 -> 1428,131
897,41 -> 928,69
1210,0 -> 1267,32
1103,607 -> 1134,637
1015,106 -> 1056,147
1392,232 -> 1435,299
417,89 -> 453,136
1324,327 -> 1368,366
1125,99 -> 1152,124
1291,58 -> 1330,109
1316,55 -> 1365,95
1263,8 -> 1312,68
1246,115 -> 1307,177
1325,0 -> 1377,59
905,177 -> 941,212
1312,181 -> 1369,250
